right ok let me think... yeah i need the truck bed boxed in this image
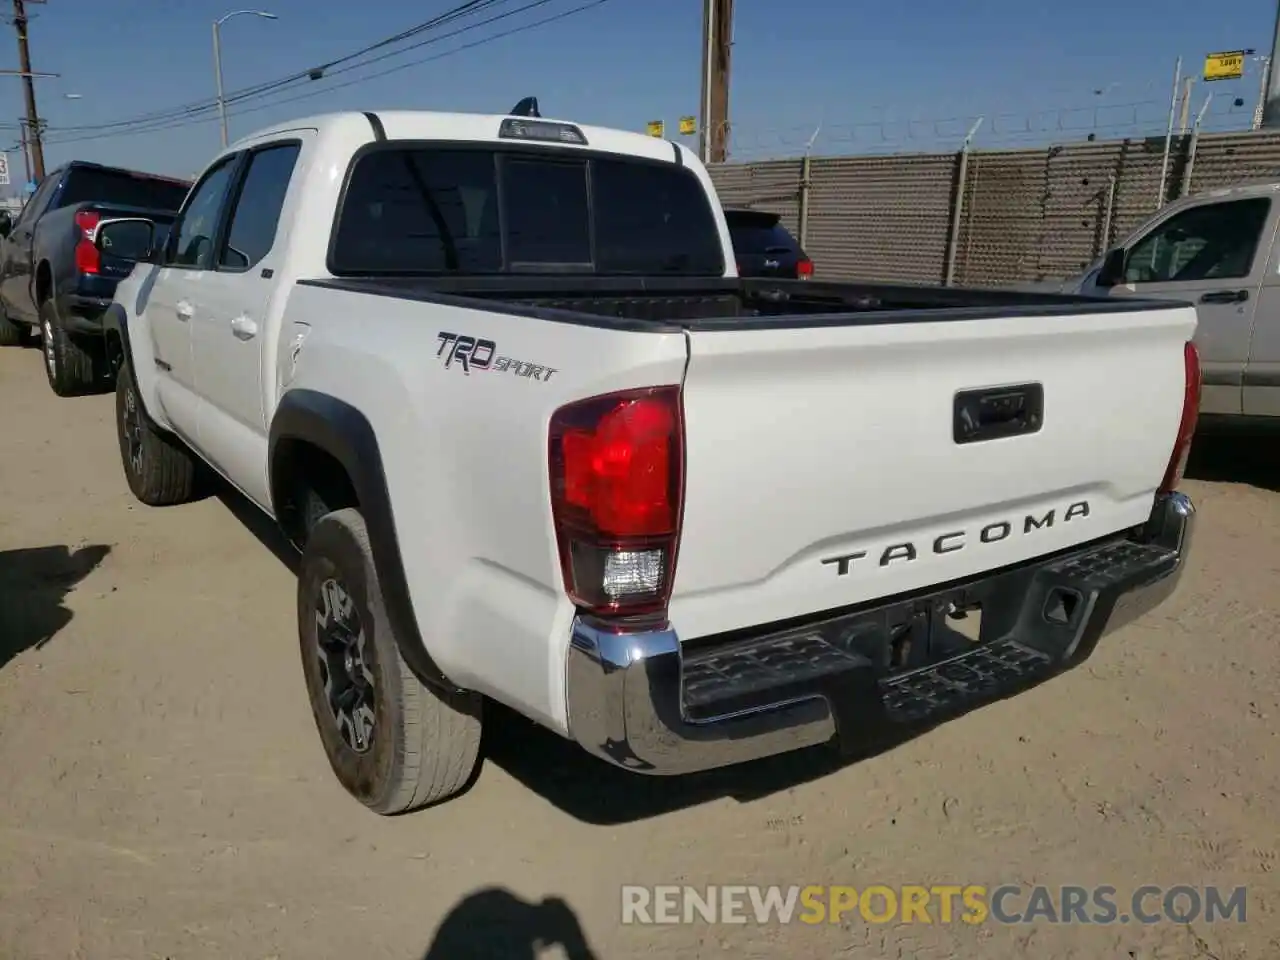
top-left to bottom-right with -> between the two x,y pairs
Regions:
300,275 -> 1182,330
289,269 -> 1196,646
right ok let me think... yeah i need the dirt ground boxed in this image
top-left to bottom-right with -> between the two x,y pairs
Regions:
1,344 -> 1278,960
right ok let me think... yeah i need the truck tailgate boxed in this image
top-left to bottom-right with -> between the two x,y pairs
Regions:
668,303 -> 1198,640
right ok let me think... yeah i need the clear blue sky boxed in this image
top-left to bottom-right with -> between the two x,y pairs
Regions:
5,0 -> 1278,185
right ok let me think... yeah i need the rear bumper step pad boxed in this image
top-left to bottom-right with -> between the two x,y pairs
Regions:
565,491 -> 1195,775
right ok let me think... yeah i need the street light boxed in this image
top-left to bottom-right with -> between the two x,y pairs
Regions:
212,9 -> 277,148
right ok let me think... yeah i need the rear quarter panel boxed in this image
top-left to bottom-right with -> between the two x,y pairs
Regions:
281,285 -> 689,733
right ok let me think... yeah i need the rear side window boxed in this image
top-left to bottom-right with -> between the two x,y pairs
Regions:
56,168 -> 191,212
219,143 -> 301,271
593,158 -> 725,273
329,145 -> 725,276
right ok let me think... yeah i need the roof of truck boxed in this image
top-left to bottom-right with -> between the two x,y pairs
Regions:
229,110 -> 687,166
1182,180 -> 1280,202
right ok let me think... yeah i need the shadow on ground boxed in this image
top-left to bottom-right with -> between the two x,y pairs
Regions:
1185,421 -> 1280,492
0,544 -> 111,670
483,701 -> 859,826
421,888 -> 600,959
215,487 -> 300,574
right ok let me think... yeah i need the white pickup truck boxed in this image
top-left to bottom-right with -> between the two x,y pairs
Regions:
93,108 -> 1200,816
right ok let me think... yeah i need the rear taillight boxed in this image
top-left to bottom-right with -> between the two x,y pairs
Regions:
549,386 -> 684,618
796,257 -> 814,280
74,210 -> 101,275
1159,340 -> 1201,494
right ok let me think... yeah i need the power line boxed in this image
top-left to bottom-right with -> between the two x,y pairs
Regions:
43,0 -> 613,146
222,0 -> 563,106
47,0 -> 524,136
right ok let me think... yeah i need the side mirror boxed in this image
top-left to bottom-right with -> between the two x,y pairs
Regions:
1095,246 -> 1126,289
93,217 -> 155,264
0,212 -> 12,238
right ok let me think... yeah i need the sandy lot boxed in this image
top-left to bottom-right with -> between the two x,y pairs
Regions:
0,343 -> 1277,960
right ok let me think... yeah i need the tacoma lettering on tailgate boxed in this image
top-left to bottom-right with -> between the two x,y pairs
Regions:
821,500 -> 1091,576
436,331 -> 558,381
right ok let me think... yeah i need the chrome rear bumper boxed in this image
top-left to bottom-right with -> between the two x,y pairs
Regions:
565,492 -> 1195,776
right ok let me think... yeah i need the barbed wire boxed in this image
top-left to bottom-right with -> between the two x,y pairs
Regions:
707,93 -> 1263,162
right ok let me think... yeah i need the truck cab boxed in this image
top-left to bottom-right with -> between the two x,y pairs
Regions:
1074,182 -> 1280,420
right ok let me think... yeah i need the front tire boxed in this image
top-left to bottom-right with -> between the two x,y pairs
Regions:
41,299 -> 102,396
298,508 -> 482,815
115,356 -> 199,506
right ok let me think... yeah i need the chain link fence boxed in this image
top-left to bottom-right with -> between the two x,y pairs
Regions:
707,130 -> 1280,287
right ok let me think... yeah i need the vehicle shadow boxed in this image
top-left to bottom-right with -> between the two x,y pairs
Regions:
214,486 -> 300,575
0,544 -> 112,671
482,699 -> 917,826
1184,421 -> 1280,492
421,887 -> 600,960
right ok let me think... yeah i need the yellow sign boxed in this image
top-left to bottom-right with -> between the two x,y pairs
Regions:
1204,51 -> 1245,81
646,119 -> 664,138
679,115 -> 697,136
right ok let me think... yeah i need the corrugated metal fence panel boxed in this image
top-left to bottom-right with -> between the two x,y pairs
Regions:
1035,142 -> 1129,281
1104,137 -> 1172,245
808,153 -> 955,283
709,130 -> 1280,288
1187,131 -> 1280,193
957,149 -> 1048,286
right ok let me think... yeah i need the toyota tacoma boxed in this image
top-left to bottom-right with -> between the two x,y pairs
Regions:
91,107 -> 1199,815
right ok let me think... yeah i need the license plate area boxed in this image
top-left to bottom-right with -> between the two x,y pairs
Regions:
682,584 -> 1004,721
874,594 -> 986,676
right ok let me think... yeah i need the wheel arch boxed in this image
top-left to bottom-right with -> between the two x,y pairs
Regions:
103,301 -> 169,432
35,260 -> 53,306
269,389 -> 459,694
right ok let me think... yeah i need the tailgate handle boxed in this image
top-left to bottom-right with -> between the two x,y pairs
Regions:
953,383 -> 1044,445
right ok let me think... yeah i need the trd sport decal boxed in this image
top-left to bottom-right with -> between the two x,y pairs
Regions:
436,332 -> 558,382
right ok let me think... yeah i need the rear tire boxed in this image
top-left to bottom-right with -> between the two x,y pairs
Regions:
115,356 -> 199,506
41,299 -> 103,396
298,508 -> 482,815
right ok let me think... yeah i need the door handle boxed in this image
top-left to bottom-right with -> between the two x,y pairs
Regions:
230,315 -> 258,340
1200,289 -> 1249,304
175,299 -> 194,320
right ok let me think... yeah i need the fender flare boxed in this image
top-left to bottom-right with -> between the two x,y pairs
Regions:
101,301 -> 131,370
102,300 -> 171,433
269,389 -> 458,693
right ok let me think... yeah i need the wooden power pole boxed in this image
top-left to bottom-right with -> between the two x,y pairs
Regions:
698,0 -> 733,164
10,0 -> 44,180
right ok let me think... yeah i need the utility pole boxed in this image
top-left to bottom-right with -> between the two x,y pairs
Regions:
9,0 -> 44,179
1263,0 -> 1280,127
698,0 -> 733,164
1178,76 -> 1194,134
16,116 -> 28,184
1255,55 -> 1272,129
